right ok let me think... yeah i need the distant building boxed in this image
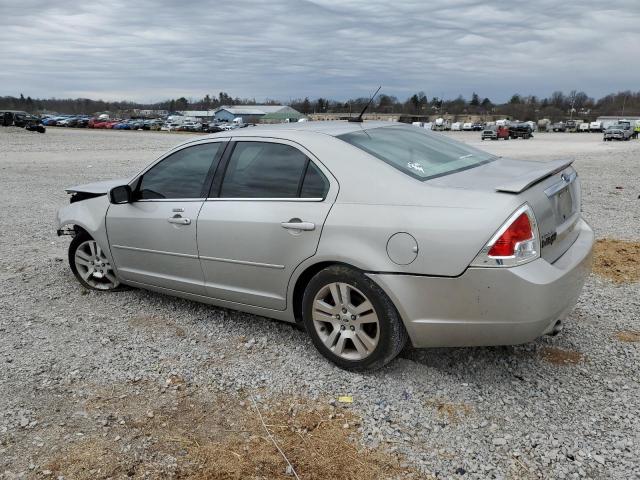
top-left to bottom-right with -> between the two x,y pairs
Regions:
214,105 -> 303,123
596,115 -> 640,129
179,110 -> 217,122
132,109 -> 168,117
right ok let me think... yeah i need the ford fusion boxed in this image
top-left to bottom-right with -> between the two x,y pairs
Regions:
56,122 -> 594,371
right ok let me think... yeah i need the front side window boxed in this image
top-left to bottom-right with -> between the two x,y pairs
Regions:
137,143 -> 222,199
338,125 -> 496,181
221,142 -> 309,198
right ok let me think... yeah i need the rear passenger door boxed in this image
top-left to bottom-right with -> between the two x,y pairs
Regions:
196,139 -> 337,310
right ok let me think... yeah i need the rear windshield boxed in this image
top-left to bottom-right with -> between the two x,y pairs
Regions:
338,125 -> 496,180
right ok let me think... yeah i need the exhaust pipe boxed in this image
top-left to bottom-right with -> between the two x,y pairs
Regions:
549,320 -> 563,336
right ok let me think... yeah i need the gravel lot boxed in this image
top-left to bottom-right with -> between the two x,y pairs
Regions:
1,127 -> 639,479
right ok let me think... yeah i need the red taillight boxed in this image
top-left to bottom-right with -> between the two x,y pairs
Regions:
488,212 -> 533,257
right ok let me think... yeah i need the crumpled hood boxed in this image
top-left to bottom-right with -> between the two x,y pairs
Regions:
65,178 -> 128,194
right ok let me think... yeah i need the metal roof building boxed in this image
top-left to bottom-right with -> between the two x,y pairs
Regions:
214,105 -> 303,123
596,115 -> 640,128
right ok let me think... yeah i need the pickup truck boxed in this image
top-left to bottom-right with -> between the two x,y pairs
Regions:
551,122 -> 566,132
481,125 -> 509,140
603,124 -> 633,141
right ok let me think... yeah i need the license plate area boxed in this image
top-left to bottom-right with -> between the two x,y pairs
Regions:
555,186 -> 575,223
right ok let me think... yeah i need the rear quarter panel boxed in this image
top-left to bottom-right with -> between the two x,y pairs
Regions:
317,199 -> 517,277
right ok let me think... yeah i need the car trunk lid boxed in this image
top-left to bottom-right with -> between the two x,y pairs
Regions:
428,157 -> 581,263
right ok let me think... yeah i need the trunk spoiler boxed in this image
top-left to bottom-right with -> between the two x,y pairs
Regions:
495,159 -> 574,193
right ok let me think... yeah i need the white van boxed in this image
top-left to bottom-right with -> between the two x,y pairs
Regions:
451,122 -> 462,131
462,122 -> 473,131
589,121 -> 603,132
579,123 -> 590,132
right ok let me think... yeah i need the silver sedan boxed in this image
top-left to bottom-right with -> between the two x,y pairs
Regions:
56,122 -> 594,371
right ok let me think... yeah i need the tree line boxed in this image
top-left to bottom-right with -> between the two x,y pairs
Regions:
1,90 -> 638,121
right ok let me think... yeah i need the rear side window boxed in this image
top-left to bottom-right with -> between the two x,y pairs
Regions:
338,125 -> 496,181
137,143 -> 222,199
221,142 -> 317,198
301,162 -> 329,198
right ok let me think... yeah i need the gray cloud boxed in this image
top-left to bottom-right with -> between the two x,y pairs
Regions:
1,0 -> 638,102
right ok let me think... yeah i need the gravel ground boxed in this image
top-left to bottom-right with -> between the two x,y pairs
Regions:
1,127 -> 639,479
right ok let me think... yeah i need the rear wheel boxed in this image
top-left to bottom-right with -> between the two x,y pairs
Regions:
69,233 -> 121,290
302,265 -> 408,371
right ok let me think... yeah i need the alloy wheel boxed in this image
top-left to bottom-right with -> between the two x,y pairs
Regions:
312,282 -> 380,361
74,240 -> 120,290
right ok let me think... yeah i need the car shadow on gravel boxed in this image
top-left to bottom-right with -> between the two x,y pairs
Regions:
397,341 -> 581,381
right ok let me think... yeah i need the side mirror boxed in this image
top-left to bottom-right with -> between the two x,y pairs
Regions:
109,185 -> 132,204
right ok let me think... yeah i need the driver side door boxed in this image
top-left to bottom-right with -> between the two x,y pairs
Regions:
106,140 -> 226,294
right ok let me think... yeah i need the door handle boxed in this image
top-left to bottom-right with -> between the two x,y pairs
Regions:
281,220 -> 315,231
167,216 -> 191,225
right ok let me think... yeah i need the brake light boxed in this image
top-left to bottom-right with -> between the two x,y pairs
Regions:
487,212 -> 533,257
471,204 -> 540,268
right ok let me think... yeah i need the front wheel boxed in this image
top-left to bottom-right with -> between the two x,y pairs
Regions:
69,233 -> 121,290
302,266 -> 408,371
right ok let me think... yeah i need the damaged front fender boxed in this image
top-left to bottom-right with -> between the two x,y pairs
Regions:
56,195 -> 114,264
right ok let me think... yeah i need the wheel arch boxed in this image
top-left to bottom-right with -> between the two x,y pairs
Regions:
290,260 -> 369,324
57,196 -> 113,264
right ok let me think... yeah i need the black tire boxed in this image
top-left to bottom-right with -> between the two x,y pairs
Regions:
69,232 -> 122,291
302,265 -> 408,371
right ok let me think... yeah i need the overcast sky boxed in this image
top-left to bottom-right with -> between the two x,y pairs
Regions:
1,0 -> 638,103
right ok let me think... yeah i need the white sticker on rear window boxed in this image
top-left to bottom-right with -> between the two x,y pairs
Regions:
407,162 -> 424,173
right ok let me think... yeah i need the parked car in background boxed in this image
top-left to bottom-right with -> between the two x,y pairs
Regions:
471,122 -> 484,131
589,121 -> 603,132
481,125 -> 509,140
451,122 -> 461,131
179,121 -> 203,132
56,121 -> 593,371
462,122 -> 473,131
578,123 -> 590,133
0,110 -> 44,131
565,120 -> 578,132
551,122 -> 566,132
161,122 -> 182,131
617,120 -> 633,132
204,123 -> 225,133
509,123 -> 533,139
603,124 -> 633,141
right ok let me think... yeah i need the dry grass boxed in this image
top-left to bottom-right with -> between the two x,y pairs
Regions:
43,384 -> 417,479
592,239 -> 640,284
614,330 -> 640,343
539,346 -> 585,365
424,398 -> 472,424
129,314 -> 186,338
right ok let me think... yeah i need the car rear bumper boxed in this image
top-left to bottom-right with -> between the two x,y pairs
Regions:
368,218 -> 594,348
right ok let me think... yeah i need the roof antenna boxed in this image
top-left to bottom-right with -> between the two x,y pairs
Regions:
348,86 -> 381,122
